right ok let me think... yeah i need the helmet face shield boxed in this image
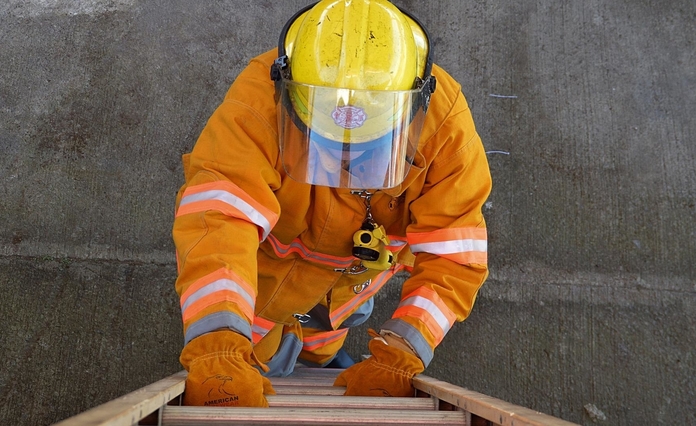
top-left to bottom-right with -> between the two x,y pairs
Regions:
270,0 -> 437,189
278,79 -> 429,189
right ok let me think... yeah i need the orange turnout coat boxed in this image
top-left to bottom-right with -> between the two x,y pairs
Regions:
173,49 -> 492,375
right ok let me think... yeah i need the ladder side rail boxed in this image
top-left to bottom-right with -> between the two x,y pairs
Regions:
54,368 -> 581,426
413,375 -> 580,426
52,371 -> 186,426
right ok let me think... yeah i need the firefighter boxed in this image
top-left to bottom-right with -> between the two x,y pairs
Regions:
173,0 -> 491,407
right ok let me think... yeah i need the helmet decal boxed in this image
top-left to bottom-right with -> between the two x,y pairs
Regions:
331,105 -> 367,129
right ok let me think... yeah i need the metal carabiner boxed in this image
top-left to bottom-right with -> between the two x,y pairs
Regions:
334,264 -> 369,275
292,313 -> 311,324
351,189 -> 375,224
352,279 -> 371,294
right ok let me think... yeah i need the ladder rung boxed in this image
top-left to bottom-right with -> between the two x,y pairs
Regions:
161,406 -> 467,425
53,369 -> 578,425
268,376 -> 336,387
288,367 -> 345,377
272,384 -> 346,396
266,394 -> 437,410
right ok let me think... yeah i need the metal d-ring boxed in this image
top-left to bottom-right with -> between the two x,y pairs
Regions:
352,279 -> 371,294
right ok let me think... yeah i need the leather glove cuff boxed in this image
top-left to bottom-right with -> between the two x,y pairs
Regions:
180,329 -> 252,371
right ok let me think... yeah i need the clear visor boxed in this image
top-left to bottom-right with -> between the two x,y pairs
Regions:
277,79 -> 428,189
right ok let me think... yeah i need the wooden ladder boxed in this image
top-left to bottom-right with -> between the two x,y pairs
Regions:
54,368 -> 579,425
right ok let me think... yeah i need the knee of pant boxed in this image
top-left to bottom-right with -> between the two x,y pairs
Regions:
340,297 -> 374,328
261,331 -> 303,377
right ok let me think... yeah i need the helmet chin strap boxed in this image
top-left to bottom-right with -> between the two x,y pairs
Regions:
309,142 -> 369,188
313,143 -> 343,174
312,141 -> 374,175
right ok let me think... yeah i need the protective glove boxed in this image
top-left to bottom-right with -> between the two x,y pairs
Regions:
180,330 -> 275,407
333,330 -> 425,397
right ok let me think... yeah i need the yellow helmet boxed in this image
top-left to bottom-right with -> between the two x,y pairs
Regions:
287,0 -> 428,90
271,0 -> 437,189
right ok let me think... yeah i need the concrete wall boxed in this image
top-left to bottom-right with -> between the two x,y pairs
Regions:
1,1 -> 693,424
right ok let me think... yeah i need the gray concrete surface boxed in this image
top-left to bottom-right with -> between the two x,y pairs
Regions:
0,0 -> 694,424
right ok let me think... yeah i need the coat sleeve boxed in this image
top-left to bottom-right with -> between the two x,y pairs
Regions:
173,51 -> 282,349
381,73 -> 492,367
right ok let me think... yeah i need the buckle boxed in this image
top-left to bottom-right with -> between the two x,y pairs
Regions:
270,56 -> 288,81
292,313 -> 311,324
334,264 -> 369,275
352,279 -> 371,294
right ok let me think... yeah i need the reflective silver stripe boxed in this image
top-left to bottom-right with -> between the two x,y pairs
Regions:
302,330 -> 348,351
180,189 -> 273,240
381,318 -> 433,367
181,278 -> 255,313
267,234 -> 355,268
184,311 -> 252,345
398,295 -> 453,336
339,298 -> 374,328
410,239 -> 487,255
252,323 -> 272,339
386,238 -> 407,250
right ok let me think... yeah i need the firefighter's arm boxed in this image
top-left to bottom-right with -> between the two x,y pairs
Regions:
336,86 -> 491,397
173,53 -> 282,406
382,92 -> 492,368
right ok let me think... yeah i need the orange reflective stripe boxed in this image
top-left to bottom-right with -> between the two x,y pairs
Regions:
392,287 -> 457,345
409,227 -> 488,244
302,329 -> 349,352
182,291 -> 254,321
252,316 -> 276,344
180,268 -> 256,323
176,181 -> 279,240
182,291 -> 254,324
181,268 -> 255,305
408,227 -> 487,265
266,234 -> 355,268
329,265 -> 403,328
393,305 -> 446,344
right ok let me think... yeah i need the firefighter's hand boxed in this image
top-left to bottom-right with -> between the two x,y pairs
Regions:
333,331 -> 424,397
180,330 -> 275,407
